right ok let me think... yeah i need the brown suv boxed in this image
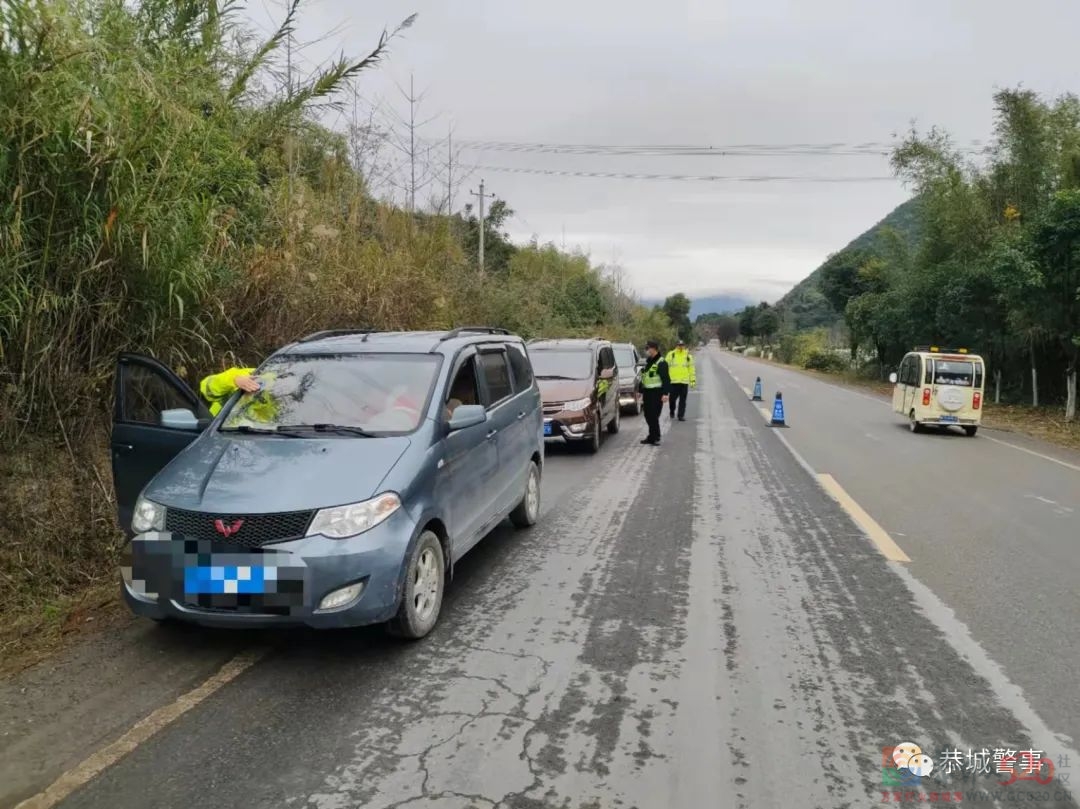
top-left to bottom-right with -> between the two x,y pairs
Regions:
528,338 -> 621,453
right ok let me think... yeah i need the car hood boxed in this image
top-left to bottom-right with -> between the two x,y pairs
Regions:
145,433 -> 412,513
537,379 -> 592,403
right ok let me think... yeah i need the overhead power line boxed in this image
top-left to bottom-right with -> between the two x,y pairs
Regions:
448,138 -> 987,158
471,164 -> 898,184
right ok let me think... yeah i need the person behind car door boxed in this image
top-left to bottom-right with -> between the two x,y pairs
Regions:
665,339 -> 695,421
639,340 -> 670,445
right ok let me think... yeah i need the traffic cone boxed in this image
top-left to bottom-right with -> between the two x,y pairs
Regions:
770,392 -> 788,427
751,377 -> 763,401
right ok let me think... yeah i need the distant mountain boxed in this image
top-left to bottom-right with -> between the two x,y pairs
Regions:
689,294 -> 755,319
777,196 -> 924,331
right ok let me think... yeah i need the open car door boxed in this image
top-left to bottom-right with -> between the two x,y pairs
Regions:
112,353 -> 210,533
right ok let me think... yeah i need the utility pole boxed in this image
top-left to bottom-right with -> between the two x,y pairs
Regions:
470,179 -> 489,274
446,127 -> 454,215
409,74 -> 416,213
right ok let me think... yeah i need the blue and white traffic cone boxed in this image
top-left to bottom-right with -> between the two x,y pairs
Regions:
751,377 -> 763,401
770,391 -> 787,427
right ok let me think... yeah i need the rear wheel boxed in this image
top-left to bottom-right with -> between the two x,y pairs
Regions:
963,426 -> 978,437
908,410 -> 924,433
388,531 -> 445,640
510,461 -> 541,528
607,403 -> 620,434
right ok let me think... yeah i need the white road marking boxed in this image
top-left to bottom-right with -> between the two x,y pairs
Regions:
985,435 -> 1080,474
15,648 -> 268,809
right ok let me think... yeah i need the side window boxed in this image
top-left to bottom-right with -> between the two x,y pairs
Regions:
445,356 -> 481,419
121,364 -> 195,425
924,358 -> 934,385
479,350 -> 513,407
506,344 -> 534,394
974,362 -> 984,389
602,347 -> 616,369
900,357 -> 913,385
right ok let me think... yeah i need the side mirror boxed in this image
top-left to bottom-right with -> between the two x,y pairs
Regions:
599,368 -> 615,381
160,408 -> 201,431
888,372 -> 898,384
636,359 -> 646,369
448,404 -> 487,431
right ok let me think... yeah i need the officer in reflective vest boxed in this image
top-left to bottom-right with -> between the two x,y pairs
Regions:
665,338 -> 696,421
638,340 -> 671,445
199,366 -> 276,422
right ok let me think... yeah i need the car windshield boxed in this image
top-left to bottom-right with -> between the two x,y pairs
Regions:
613,348 -> 636,370
220,353 -> 439,435
530,349 -> 593,380
931,360 -> 974,387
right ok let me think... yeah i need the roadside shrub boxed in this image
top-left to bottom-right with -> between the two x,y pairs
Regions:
803,350 -> 850,373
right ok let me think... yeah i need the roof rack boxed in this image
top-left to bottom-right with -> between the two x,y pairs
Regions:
299,328 -> 377,343
439,326 -> 510,341
914,345 -> 969,354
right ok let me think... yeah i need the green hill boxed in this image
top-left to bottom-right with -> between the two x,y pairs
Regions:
778,196 -> 924,330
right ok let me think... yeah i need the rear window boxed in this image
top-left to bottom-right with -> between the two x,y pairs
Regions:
221,353 -> 439,434
931,360 -> 974,387
613,347 -> 636,369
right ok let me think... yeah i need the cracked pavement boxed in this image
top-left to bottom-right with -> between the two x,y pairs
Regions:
3,347 -> 1079,809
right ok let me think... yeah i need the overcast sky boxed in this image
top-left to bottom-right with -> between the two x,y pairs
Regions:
248,0 -> 1080,304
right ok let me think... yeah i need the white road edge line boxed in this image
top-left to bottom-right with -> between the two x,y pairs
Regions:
15,648 -> 269,809
984,435 -> 1080,473
714,351 -> 1080,764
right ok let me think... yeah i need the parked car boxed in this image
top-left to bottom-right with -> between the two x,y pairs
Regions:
527,338 -> 620,453
612,342 -> 643,415
111,326 -> 544,639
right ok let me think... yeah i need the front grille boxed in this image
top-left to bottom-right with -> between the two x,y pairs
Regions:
543,402 -> 564,415
164,508 -> 314,548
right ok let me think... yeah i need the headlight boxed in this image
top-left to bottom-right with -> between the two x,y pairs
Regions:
307,493 -> 402,539
131,496 -> 166,533
563,397 -> 592,411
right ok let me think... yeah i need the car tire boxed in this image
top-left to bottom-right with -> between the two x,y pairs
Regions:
633,394 -> 642,416
963,426 -> 978,437
587,411 -> 602,454
607,403 -> 620,434
510,461 -> 541,528
388,531 -> 445,640
909,410 -> 923,433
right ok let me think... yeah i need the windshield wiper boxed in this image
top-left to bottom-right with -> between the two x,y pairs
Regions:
285,423 -> 376,438
221,424 -> 306,438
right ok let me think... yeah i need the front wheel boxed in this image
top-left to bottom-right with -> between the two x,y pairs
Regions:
388,531 -> 445,640
963,426 -> 978,437
633,394 -> 642,415
510,461 -> 541,528
607,403 -> 620,434
587,411 -> 602,454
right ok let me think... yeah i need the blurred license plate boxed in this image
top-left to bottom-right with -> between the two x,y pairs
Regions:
939,415 -> 958,423
184,564 -> 270,595
544,422 -> 553,436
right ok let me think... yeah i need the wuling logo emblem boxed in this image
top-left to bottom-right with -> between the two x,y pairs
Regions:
214,518 -> 245,538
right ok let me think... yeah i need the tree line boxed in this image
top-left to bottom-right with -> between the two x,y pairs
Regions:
696,88 -> 1080,421
0,0 -> 677,445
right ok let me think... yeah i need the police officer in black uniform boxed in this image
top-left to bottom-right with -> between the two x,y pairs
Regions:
639,340 -> 671,445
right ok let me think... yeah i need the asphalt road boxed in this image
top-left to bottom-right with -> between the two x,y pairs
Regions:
2,346 -> 1078,809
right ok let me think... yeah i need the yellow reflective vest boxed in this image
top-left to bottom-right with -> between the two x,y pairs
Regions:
200,367 -> 281,423
665,348 -> 696,386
